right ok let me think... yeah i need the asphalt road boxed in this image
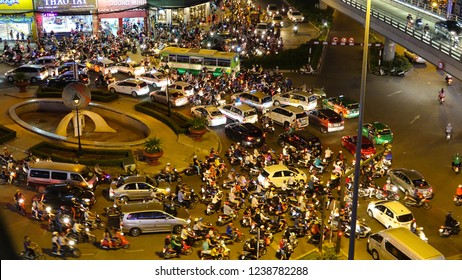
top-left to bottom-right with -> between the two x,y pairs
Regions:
1,6 -> 461,260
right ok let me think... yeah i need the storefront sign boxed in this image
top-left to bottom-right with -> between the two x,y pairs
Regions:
0,13 -> 32,23
35,0 -> 96,11
97,0 -> 146,12
0,0 -> 33,9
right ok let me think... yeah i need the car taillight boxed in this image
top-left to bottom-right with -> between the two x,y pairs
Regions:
328,122 -> 333,127
247,136 -> 253,141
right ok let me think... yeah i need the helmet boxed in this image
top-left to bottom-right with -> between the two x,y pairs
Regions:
206,234 -> 210,238
194,155 -> 197,158
53,231 -> 58,236
386,179 -> 390,184
194,218 -> 199,222
448,211 -> 453,216
167,163 -> 171,166
166,235 -> 171,239
459,185 -> 462,188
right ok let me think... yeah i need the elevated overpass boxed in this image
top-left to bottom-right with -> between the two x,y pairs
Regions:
320,0 -> 462,79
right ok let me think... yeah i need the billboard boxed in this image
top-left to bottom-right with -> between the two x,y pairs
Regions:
35,0 -> 96,11
97,0 -> 146,12
0,0 -> 34,10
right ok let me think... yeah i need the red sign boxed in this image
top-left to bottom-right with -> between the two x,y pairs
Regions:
332,37 -> 338,43
349,37 -> 354,43
341,37 -> 347,43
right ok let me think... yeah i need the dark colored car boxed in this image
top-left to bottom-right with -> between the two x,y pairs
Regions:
341,135 -> 376,158
224,122 -> 265,147
308,108 -> 344,133
57,62 -> 88,75
42,184 -> 96,210
278,130 -> 322,157
434,20 -> 462,41
47,71 -> 89,87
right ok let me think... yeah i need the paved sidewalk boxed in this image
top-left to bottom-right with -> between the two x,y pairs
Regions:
0,86 -> 221,174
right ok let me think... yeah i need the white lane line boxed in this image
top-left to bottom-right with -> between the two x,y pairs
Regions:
126,249 -> 145,253
410,114 -> 420,124
387,90 -> 402,97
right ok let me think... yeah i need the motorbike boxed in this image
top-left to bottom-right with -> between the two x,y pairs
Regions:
439,221 -> 460,237
389,67 -> 405,77
238,250 -> 258,260
413,226 -> 428,242
453,163 -> 460,175
216,211 -> 238,226
15,197 -> 26,216
67,226 -> 96,244
446,130 -> 452,141
243,239 -> 267,256
403,195 -> 432,209
293,24 -> 298,34
155,169 -> 181,184
299,64 -> 314,75
446,75 -> 453,86
454,195 -> 462,206
162,240 -> 193,258
200,247 -> 230,260
52,239 -> 81,258
95,169 -> 111,184
184,164 -> 200,176
217,228 -> 245,244
375,186 -> 400,201
100,232 -> 130,249
344,219 -> 371,238
415,17 -> 423,30
439,93 -> 445,105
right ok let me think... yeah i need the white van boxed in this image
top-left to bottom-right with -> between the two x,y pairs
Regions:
263,105 -> 309,129
367,227 -> 445,260
27,161 -> 98,193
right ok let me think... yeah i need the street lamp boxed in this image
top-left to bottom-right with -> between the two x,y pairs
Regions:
164,64 -> 171,117
72,93 -> 82,157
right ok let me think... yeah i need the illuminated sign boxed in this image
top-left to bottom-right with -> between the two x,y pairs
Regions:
0,0 -> 19,6
35,0 -> 96,11
97,0 -> 146,12
0,0 -> 33,9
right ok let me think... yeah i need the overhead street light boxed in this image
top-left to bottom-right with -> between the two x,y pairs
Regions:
72,93 -> 83,157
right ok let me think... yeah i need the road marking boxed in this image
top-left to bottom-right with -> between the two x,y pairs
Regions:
126,249 -> 145,253
81,253 -> 95,256
410,114 -> 420,124
387,90 -> 402,97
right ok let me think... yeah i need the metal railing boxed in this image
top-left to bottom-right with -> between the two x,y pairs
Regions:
339,0 -> 462,63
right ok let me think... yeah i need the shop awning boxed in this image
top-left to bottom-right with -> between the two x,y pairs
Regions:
147,0 -> 210,9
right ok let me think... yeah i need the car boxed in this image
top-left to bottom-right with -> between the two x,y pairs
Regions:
434,20 -> 462,41
267,4 -> 279,16
56,62 -> 88,75
224,122 -> 265,147
272,91 -> 318,111
387,168 -> 434,198
5,64 -> 48,83
190,105 -> 227,127
231,91 -> 273,112
47,71 -> 90,87
404,49 -> 426,64
218,103 -> 258,123
287,9 -> 304,23
263,105 -> 309,129
308,108 -> 344,133
362,122 -> 393,145
367,200 -> 414,229
272,14 -> 284,27
108,78 -> 150,97
109,175 -> 171,203
168,81 -> 194,96
260,164 -> 307,188
278,130 -> 322,157
322,95 -> 360,118
29,56 -> 60,68
42,184 -> 96,210
255,22 -> 269,36
86,58 -> 117,74
138,71 -> 169,88
112,61 -> 145,76
150,89 -> 188,107
341,135 -> 376,158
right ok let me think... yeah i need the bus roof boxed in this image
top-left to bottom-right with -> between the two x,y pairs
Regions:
161,46 -> 237,60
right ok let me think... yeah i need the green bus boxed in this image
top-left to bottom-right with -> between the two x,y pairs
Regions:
159,46 -> 240,77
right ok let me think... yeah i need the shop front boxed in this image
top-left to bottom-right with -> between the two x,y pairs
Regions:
147,0 -> 210,25
34,0 -> 97,36
97,0 -> 147,36
0,0 -> 35,41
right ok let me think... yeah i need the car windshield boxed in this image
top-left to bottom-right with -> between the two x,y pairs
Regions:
244,110 -> 256,117
362,143 -> 374,149
210,110 -> 222,117
412,179 -> 429,188
446,21 -> 462,29
288,167 -> 300,174
292,11 -> 301,16
261,170 -> 270,178
139,82 -> 148,88
296,113 -> 306,119
130,62 -> 141,67
261,96 -> 272,103
378,128 -> 392,135
81,167 -> 95,181
170,92 -> 183,98
396,213 -> 414,223
347,103 -> 359,109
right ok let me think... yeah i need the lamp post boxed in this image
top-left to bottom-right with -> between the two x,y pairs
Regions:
72,93 -> 82,157
164,64 -> 171,117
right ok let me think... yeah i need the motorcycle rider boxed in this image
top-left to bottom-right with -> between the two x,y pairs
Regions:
171,235 -> 182,256
180,224 -> 194,246
193,155 -> 201,175
446,123 -> 453,138
31,196 -> 44,220
244,237 -> 257,257
438,88 -> 445,103
23,235 -> 38,259
452,153 -> 461,170
211,190 -> 223,212
226,222 -> 236,240
313,156 -> 324,173
223,201 -> 234,216
51,231 -> 61,255
456,184 -> 462,199
446,74 -> 453,85
13,190 -> 25,211
444,211 -> 457,228
164,163 -> 173,183
382,179 -> 393,197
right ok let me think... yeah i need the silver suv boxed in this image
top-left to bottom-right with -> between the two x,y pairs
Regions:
5,64 -> 48,83
387,168 -> 433,198
109,175 -> 170,203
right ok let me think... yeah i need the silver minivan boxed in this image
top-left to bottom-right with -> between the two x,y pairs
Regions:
120,202 -> 190,237
5,64 -> 49,83
27,161 -> 98,193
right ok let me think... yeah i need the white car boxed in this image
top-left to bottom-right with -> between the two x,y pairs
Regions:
287,9 -> 304,23
404,49 -> 426,64
272,14 -> 284,27
255,22 -> 269,36
260,164 -> 307,188
108,78 -> 150,97
267,4 -> 279,16
263,105 -> 309,129
367,200 -> 414,230
150,89 -> 189,107
230,91 -> 273,112
112,61 -> 145,76
168,81 -> 194,96
138,71 -> 169,88
190,105 -> 227,127
218,103 -> 258,123
272,91 -> 318,111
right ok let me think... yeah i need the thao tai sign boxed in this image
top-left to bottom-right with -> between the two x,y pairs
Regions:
35,0 -> 96,11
